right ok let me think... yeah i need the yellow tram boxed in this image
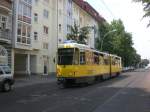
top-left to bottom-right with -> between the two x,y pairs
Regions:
57,42 -> 122,86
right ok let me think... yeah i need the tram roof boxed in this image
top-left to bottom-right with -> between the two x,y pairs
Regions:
59,43 -> 107,54
58,43 -> 121,58
58,43 -> 91,50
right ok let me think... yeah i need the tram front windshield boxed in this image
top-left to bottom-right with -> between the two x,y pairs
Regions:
58,48 -> 74,65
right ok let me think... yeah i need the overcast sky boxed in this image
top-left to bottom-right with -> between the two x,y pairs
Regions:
85,0 -> 150,59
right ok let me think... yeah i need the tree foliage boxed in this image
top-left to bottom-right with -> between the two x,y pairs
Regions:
96,19 -> 142,67
67,23 -> 79,41
140,59 -> 150,67
95,22 -> 110,49
133,0 -> 150,27
67,23 -> 91,44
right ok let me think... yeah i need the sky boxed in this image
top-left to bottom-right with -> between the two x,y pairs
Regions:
85,0 -> 150,59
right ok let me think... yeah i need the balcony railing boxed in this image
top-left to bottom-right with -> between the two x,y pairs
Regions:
0,30 -> 11,41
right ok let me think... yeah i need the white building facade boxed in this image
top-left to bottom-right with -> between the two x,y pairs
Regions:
32,0 -> 57,75
57,0 -> 73,44
58,0 -> 105,48
11,0 -> 105,76
12,0 -> 57,76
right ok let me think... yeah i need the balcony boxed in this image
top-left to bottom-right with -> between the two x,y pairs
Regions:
0,30 -> 11,43
0,0 -> 12,11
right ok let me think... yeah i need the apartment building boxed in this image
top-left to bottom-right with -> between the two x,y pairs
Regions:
12,0 -> 33,76
12,0 -> 57,76
11,0 -> 105,76
57,0 -> 73,44
0,0 -> 12,67
32,0 -> 57,75
72,0 -> 105,48
58,0 -> 105,48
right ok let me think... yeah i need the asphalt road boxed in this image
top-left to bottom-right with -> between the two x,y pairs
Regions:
0,69 -> 150,112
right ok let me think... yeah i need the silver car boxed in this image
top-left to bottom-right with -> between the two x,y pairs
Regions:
0,65 -> 14,92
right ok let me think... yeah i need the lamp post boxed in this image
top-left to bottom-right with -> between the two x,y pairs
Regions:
100,29 -> 117,51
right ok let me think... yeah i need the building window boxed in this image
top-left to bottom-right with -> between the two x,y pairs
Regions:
43,26 -> 48,34
17,22 -> 21,35
80,17 -> 82,25
43,43 -> 48,49
18,1 -> 32,24
67,25 -> 71,33
27,25 -> 31,37
44,0 -> 49,4
68,11 -> 71,17
35,0 -> 39,4
34,32 -> 38,40
43,9 -> 49,18
0,15 -> 7,30
23,0 -> 32,4
68,0 -> 72,4
17,0 -> 32,45
58,38 -> 62,43
59,24 -> 61,33
34,13 -> 38,22
23,4 -> 31,17
17,22 -> 31,44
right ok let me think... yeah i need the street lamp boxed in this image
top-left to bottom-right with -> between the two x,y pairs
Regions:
100,29 -> 117,51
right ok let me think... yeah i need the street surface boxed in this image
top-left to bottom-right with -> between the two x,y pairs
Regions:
0,69 -> 150,112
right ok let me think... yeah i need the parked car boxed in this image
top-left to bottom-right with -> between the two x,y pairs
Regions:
122,67 -> 135,72
144,66 -> 150,70
0,65 -> 14,92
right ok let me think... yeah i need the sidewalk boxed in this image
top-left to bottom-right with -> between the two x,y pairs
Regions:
14,74 -> 57,88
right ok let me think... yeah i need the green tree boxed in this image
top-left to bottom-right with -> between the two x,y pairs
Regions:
67,23 -> 91,44
97,19 -> 141,67
79,26 -> 91,44
133,0 -> 150,27
140,59 -> 150,67
96,21 -> 110,50
67,23 -> 79,41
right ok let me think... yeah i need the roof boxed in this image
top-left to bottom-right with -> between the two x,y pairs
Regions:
72,0 -> 106,23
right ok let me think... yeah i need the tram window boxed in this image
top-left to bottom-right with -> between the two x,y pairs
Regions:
99,54 -> 104,65
104,59 -> 109,65
80,52 -> 85,64
0,68 -> 3,75
114,57 -> 120,66
116,60 -> 120,66
99,57 -> 104,65
74,48 -> 79,65
58,48 -> 74,65
94,54 -> 99,64
112,59 -> 115,65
